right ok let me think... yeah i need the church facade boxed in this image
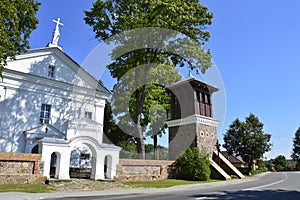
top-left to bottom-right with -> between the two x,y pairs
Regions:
0,19 -> 121,180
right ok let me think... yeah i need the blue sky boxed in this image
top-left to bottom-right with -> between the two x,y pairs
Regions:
29,0 -> 300,159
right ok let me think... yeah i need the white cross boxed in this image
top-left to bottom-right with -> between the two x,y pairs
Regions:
51,18 -> 64,46
52,17 -> 63,31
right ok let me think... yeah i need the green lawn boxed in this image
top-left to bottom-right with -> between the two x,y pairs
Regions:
123,179 -> 221,188
0,184 -> 55,193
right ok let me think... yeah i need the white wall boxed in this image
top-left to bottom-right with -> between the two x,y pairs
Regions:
0,48 -> 108,153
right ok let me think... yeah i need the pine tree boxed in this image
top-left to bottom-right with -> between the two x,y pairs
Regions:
291,128 -> 300,170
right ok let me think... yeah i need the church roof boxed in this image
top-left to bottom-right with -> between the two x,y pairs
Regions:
166,73 -> 218,93
24,46 -> 111,95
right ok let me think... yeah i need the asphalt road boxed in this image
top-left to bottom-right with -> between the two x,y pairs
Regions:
42,172 -> 300,200
1,172 -> 299,200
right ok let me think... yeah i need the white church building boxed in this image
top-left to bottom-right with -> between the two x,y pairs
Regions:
0,18 -> 121,180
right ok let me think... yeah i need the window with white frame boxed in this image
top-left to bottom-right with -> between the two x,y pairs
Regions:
48,65 -> 55,78
40,104 -> 51,124
85,111 -> 92,119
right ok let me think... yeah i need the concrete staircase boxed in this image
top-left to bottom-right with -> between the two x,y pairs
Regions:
210,151 -> 245,180
209,158 -> 231,180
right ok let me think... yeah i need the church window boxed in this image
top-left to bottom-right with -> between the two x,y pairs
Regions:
85,111 -> 92,119
48,65 -> 55,78
40,104 -> 51,124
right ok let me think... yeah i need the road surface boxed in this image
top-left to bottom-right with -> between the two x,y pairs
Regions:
2,172 -> 300,200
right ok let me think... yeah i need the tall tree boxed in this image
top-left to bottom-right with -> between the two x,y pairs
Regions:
223,114 -> 272,170
111,65 -> 181,159
0,0 -> 40,77
291,127 -> 300,169
84,0 -> 213,159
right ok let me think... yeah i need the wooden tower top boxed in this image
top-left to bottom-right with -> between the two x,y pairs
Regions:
166,74 -> 218,120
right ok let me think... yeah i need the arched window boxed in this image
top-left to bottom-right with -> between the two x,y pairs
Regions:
31,145 -> 39,154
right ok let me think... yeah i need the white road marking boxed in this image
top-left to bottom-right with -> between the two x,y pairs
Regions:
242,172 -> 288,191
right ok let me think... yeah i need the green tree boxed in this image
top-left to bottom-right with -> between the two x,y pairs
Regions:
176,148 -> 211,181
291,127 -> 300,170
223,114 -> 272,170
111,66 -> 181,159
272,155 -> 288,171
145,143 -> 168,160
0,0 -> 40,77
84,0 -> 213,159
103,99 -> 137,159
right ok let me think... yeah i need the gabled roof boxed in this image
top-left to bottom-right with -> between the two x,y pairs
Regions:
221,151 -> 245,164
13,46 -> 111,95
23,123 -> 65,139
166,73 -> 218,93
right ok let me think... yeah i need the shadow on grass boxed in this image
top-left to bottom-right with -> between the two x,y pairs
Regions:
192,189 -> 300,200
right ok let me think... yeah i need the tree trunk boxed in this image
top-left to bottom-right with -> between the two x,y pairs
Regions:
134,67 -> 148,160
135,115 -> 145,159
133,52 -> 157,160
153,134 -> 159,160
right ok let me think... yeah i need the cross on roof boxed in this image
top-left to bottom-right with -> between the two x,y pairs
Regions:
52,17 -> 64,31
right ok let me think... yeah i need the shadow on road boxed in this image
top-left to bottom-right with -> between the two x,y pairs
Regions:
192,189 -> 300,200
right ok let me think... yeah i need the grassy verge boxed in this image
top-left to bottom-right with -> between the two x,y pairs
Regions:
123,179 -> 221,188
0,184 -> 56,193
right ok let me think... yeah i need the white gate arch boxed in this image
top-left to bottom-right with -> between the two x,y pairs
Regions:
39,118 -> 121,180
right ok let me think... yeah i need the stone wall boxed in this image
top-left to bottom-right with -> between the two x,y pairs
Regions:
196,123 -> 217,156
168,124 -> 197,160
116,159 -> 176,182
0,152 -> 46,184
168,122 -> 218,160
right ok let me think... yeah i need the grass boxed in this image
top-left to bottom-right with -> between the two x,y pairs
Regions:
123,179 -> 221,188
0,184 -> 56,193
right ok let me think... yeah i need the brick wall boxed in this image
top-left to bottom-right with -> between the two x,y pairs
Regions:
0,152 -> 45,184
116,159 -> 176,182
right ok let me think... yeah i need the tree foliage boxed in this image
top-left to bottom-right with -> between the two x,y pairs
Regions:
84,0 -> 213,159
176,148 -> 211,181
291,127 -> 300,162
145,144 -> 168,160
110,65 -> 181,159
291,127 -> 300,170
223,114 -> 272,169
272,155 -> 288,171
0,0 -> 40,77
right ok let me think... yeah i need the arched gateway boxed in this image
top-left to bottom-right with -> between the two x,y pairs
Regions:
38,118 -> 121,180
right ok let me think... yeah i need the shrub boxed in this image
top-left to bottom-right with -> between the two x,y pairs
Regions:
297,161 -> 300,171
176,148 -> 211,181
250,167 -> 268,176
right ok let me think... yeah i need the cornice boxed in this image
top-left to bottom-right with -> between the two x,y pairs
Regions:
167,114 -> 219,127
2,69 -> 109,100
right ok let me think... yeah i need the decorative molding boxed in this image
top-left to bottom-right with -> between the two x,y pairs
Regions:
2,69 -> 109,100
167,114 -> 219,127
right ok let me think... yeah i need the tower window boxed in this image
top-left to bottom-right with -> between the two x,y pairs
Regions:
40,104 -> 51,124
85,111 -> 92,119
48,65 -> 55,78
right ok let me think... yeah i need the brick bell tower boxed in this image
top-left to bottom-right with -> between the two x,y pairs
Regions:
166,74 -> 219,160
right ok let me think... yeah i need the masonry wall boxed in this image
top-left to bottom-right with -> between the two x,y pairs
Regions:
196,123 -> 218,155
0,152 -> 46,184
168,124 -> 197,160
116,159 -> 176,182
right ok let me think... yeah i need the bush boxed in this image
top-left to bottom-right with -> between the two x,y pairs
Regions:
176,148 -> 211,181
265,162 -> 274,172
297,161 -> 300,171
250,167 -> 268,176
